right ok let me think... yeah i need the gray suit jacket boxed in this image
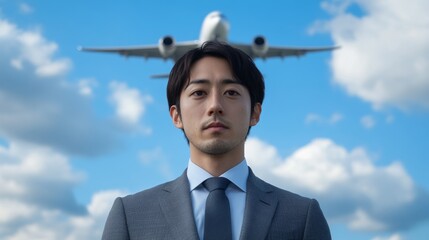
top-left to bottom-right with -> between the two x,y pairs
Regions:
102,169 -> 331,240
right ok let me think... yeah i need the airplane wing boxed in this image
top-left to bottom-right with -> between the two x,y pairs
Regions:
231,43 -> 339,59
78,40 -> 200,61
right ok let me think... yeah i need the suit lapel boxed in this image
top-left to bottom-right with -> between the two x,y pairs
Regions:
159,171 -> 199,240
240,170 -> 278,240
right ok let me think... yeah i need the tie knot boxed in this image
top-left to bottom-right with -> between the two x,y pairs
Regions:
203,177 -> 230,192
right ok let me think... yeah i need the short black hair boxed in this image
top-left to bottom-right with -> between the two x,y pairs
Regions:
167,41 -> 265,114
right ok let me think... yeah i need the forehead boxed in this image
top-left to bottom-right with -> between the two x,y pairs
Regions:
189,56 -> 234,80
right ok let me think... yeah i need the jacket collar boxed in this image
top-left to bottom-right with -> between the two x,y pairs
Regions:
239,168 -> 278,240
159,171 -> 199,240
158,168 -> 278,240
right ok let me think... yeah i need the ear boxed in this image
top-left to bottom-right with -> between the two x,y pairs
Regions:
249,103 -> 262,126
170,105 -> 183,129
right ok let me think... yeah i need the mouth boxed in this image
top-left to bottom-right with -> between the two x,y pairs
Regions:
203,121 -> 228,130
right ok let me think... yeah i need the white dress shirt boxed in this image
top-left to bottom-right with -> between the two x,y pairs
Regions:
187,159 -> 249,240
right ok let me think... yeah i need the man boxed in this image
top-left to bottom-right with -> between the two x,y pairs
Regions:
102,41 -> 331,240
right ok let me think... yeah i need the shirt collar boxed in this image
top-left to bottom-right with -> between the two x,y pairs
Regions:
187,159 -> 248,192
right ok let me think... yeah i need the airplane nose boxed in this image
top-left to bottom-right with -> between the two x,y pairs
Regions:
213,19 -> 229,40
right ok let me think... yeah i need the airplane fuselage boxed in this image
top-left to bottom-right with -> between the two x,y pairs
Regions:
199,11 -> 229,43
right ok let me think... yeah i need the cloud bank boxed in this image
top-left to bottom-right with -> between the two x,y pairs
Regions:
246,137 -> 429,232
109,81 -> 153,127
0,13 -> 126,239
0,142 -> 125,239
0,15 -> 152,239
311,0 -> 429,110
0,18 -> 117,156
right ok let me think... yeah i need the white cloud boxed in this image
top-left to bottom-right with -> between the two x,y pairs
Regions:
139,147 -> 174,179
0,142 -> 84,215
0,17 -> 128,238
361,115 -> 376,129
245,137 -> 429,232
385,115 -> 395,124
19,3 -> 33,14
65,190 -> 125,240
372,233 -> 403,240
349,209 -> 387,231
305,113 -> 323,124
305,112 -> 343,125
0,17 -> 116,156
3,189 -> 124,240
1,20 -> 71,77
0,199 -> 36,224
139,147 -> 164,165
109,81 -> 153,126
0,142 -> 82,237
312,0 -> 429,110
0,141 -> 125,240
78,78 -> 98,97
329,112 -> 343,124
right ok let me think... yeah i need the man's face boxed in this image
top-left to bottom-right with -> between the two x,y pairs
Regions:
170,56 -> 261,156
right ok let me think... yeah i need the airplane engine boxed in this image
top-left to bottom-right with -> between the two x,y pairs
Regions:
158,36 -> 176,58
251,35 -> 269,57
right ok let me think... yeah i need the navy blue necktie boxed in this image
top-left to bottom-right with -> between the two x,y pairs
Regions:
203,177 -> 232,240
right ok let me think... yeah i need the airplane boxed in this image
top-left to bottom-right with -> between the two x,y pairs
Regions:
79,11 -> 338,77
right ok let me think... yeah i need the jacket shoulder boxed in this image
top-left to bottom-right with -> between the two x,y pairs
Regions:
121,176 -> 181,208
250,173 -> 331,239
249,171 -> 313,205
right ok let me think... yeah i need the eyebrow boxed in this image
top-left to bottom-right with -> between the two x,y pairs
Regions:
186,78 -> 241,88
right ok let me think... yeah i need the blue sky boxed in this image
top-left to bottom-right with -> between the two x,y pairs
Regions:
0,0 -> 428,239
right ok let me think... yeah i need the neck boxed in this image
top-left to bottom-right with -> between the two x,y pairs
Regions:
189,145 -> 244,177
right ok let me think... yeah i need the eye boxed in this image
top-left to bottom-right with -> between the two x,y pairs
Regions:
190,90 -> 206,97
225,90 -> 240,96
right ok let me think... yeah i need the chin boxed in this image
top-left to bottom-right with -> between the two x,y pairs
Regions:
197,140 -> 233,155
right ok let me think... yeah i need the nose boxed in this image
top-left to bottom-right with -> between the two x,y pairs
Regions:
207,93 -> 224,116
